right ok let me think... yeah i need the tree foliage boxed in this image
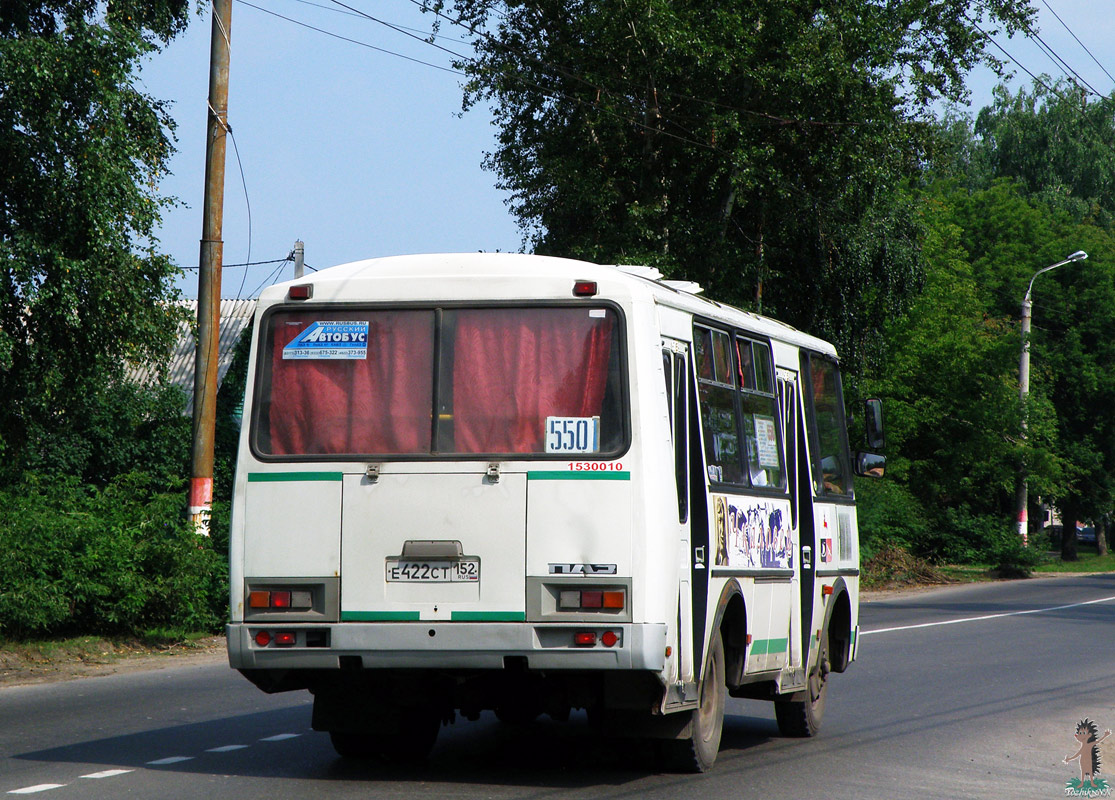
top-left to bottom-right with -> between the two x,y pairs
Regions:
974,79 -> 1115,228
427,0 -> 1035,370
866,89 -> 1115,562
0,0 -> 191,482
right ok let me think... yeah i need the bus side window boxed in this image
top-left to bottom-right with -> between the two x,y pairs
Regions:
662,348 -> 690,524
694,326 -> 743,484
673,353 -> 689,523
803,354 -> 853,497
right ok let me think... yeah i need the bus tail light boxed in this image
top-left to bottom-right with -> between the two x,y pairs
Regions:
245,585 -> 315,613
557,588 -> 625,612
572,630 -> 620,648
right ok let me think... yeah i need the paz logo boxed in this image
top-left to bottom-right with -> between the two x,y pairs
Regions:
1064,718 -> 1112,797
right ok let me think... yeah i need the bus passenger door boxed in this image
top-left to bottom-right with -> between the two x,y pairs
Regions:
663,340 -> 701,684
778,369 -> 813,679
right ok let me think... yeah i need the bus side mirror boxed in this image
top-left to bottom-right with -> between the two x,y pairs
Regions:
864,398 -> 885,451
855,451 -> 886,478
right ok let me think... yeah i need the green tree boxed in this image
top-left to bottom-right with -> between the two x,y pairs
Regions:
427,0 -> 1035,369
974,79 -> 1115,228
961,82 -> 1115,558
864,184 -> 1060,561
0,0 -> 190,483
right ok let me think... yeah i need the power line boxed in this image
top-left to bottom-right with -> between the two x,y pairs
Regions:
1039,0 -> 1115,87
235,0 -> 463,75
182,257 -> 289,270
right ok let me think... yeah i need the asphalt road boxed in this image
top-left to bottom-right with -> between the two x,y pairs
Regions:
3,573 -> 1113,799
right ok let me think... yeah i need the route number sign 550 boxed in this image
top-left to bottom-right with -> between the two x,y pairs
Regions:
546,416 -> 600,454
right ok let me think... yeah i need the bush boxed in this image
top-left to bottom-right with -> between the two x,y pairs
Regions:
0,472 -> 227,639
854,478 -> 931,559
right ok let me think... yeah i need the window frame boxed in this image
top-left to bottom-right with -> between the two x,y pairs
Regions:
693,321 -> 788,496
800,351 -> 854,500
249,300 -> 630,463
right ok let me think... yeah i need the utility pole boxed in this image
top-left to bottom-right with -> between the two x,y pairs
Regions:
1015,250 -> 1087,546
189,0 -> 233,535
293,240 -> 305,279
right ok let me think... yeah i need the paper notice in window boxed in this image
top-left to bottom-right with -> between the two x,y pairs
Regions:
283,321 -> 369,360
753,415 -> 780,468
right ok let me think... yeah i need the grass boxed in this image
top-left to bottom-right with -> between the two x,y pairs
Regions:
1032,547 -> 1115,573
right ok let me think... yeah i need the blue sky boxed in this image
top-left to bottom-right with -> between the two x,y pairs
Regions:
138,1 -> 1115,299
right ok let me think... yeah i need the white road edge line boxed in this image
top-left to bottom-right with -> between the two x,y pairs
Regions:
259,733 -> 301,742
861,594 -> 1115,636
80,770 -> 134,779
207,745 -> 250,752
146,756 -> 195,765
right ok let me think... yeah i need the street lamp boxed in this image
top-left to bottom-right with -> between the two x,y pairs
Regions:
1016,250 -> 1088,545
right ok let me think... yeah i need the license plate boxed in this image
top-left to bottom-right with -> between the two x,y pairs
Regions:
385,559 -> 480,583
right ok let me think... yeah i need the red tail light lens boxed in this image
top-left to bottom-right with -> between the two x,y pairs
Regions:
573,631 -> 597,646
581,591 -> 603,609
271,591 -> 292,608
255,631 -> 272,647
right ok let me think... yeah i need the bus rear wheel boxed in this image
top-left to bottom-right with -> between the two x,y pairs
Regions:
328,709 -> 440,762
662,628 -> 726,772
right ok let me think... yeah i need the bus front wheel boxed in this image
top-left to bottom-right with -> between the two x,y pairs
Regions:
774,637 -> 829,737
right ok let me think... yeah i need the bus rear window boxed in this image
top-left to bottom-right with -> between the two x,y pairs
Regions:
253,306 -> 625,458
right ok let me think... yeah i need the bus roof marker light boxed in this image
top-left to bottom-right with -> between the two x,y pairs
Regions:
288,284 -> 313,300
572,280 -> 597,297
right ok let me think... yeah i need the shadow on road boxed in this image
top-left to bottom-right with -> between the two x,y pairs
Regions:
13,705 -> 778,788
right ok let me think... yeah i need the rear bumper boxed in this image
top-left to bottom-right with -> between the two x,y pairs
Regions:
227,621 -> 668,672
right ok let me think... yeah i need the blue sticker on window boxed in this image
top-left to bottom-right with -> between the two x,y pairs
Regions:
282,321 -> 369,360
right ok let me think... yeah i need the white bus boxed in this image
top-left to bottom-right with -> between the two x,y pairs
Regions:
227,253 -> 884,772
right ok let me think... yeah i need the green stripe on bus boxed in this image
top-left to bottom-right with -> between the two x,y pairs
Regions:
528,471 -> 630,481
450,611 -> 527,622
248,472 -> 343,482
341,611 -> 420,621
750,637 -> 788,655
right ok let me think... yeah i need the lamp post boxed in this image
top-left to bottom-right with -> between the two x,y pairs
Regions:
1016,250 -> 1088,545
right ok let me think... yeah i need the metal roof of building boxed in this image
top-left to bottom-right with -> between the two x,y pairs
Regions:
129,299 -> 256,415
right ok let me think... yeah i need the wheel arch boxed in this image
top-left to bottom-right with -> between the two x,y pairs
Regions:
823,577 -> 853,674
713,581 -> 747,689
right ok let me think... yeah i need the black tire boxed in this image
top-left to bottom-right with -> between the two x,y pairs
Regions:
774,636 -> 829,737
328,709 -> 440,762
663,628 -> 726,772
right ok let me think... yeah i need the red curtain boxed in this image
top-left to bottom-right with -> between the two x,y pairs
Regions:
266,311 -> 434,455
451,309 -> 614,453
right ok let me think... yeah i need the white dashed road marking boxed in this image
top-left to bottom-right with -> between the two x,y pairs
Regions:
146,756 -> 195,765
8,786 -> 65,795
8,728 -> 307,795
